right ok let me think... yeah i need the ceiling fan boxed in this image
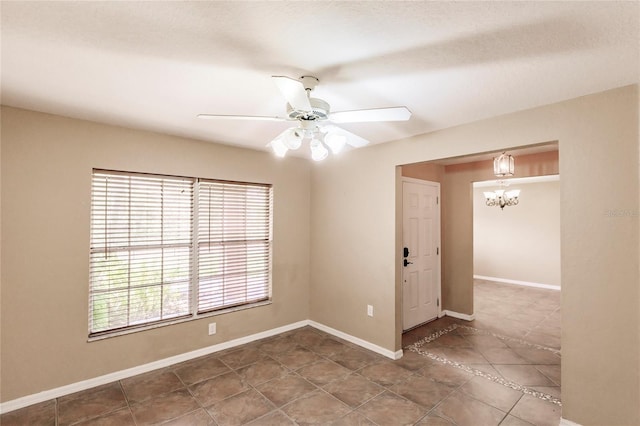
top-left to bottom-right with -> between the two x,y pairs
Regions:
197,75 -> 411,161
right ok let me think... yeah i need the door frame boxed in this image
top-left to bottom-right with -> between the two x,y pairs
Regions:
400,176 -> 442,331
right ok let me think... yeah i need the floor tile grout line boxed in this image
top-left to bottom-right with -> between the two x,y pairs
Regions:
412,323 -> 560,355
501,392 -> 527,426
461,324 -> 560,354
369,346 -> 477,425
255,368 -> 324,418
59,382 -> 135,426
414,373 -> 470,425
407,324 -> 562,407
412,348 -> 562,407
260,347 -> 421,426
137,363 -> 219,425
531,365 -> 561,387
182,378 -> 216,425
117,379 -> 140,426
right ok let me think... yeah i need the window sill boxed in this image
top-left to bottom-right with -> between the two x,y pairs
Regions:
88,299 -> 272,342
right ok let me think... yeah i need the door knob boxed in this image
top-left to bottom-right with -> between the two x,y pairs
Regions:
403,259 -> 413,267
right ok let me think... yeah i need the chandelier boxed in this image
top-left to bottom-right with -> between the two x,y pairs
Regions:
484,152 -> 520,209
484,186 -> 521,209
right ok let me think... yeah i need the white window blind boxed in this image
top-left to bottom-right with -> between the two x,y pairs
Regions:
197,180 -> 272,313
89,170 -> 272,337
89,171 -> 193,335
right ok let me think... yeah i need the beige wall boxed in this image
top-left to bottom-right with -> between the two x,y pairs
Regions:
310,85 -> 639,425
0,107 -> 311,401
401,162 -> 444,182
474,179 -> 561,287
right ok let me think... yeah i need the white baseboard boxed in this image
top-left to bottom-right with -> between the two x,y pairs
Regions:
474,275 -> 561,291
443,310 -> 476,321
1,319 -> 401,414
0,320 -> 308,414
559,418 -> 582,426
308,320 -> 403,360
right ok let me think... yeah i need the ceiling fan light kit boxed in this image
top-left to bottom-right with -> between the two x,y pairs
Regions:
198,75 -> 411,161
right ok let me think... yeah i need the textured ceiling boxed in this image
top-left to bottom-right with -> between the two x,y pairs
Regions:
2,2 -> 638,158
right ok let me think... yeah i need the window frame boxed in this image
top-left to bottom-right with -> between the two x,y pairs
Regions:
88,169 -> 273,340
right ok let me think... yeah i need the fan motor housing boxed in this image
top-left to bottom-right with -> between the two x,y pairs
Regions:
287,98 -> 330,121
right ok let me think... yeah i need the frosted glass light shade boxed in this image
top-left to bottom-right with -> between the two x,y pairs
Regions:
270,138 -> 288,157
283,128 -> 303,150
505,189 -> 520,198
310,139 -> 328,161
483,191 -> 497,200
494,153 -> 514,177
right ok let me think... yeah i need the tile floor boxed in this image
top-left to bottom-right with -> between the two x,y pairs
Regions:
1,280 -> 561,425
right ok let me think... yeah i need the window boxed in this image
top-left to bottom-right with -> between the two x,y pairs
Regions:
89,170 -> 272,337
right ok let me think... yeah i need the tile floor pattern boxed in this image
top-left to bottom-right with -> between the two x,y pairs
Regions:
2,281 -> 561,425
408,324 -> 561,406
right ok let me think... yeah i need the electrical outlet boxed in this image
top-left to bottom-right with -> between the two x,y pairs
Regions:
208,322 -> 217,335
367,305 -> 373,317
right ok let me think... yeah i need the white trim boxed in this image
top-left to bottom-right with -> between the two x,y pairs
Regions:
1,319 -> 403,414
473,174 -> 559,188
0,320 -> 308,414
309,320 -> 403,360
559,418 -> 582,426
475,275 -> 561,291
443,310 -> 476,321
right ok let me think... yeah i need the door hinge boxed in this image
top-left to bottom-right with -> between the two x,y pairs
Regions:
436,196 -> 439,204
437,247 -> 439,255
437,298 -> 440,307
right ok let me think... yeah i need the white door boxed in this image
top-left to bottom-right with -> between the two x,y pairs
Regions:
402,178 -> 441,330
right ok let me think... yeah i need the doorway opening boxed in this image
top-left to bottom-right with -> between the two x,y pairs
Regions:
472,172 -> 561,349
398,141 -> 559,344
398,142 -> 562,417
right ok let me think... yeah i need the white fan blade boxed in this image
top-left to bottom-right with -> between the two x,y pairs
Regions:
322,125 -> 370,148
329,106 -> 411,123
197,114 -> 287,122
272,76 -> 312,112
